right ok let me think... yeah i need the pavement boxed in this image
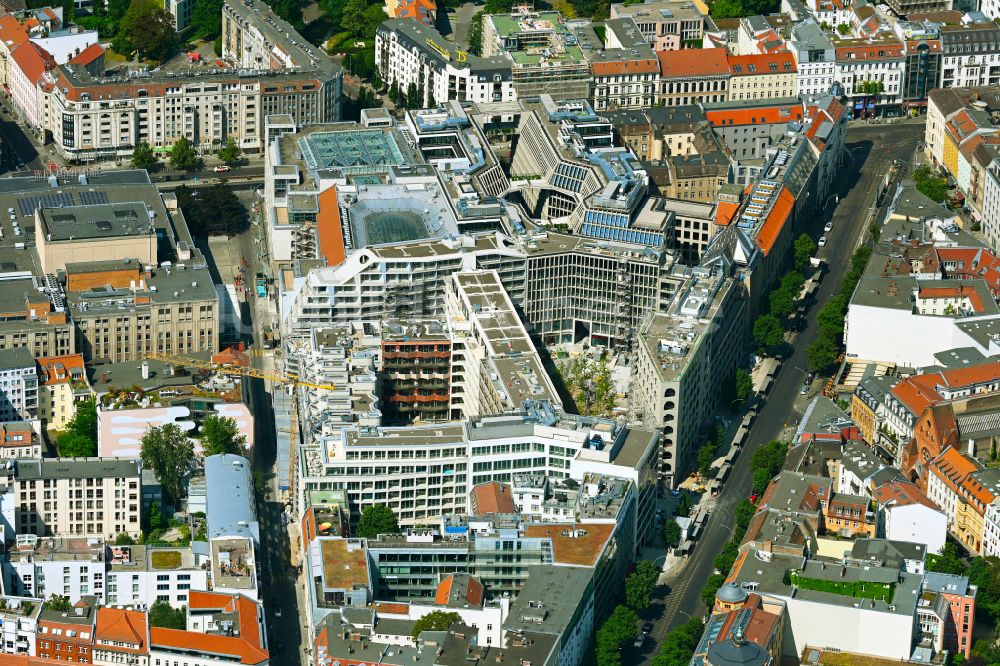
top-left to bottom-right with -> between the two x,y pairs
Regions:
443,2 -> 482,47
632,120 -> 925,665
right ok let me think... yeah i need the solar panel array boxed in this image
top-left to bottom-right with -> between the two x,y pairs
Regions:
18,193 -> 73,216
78,191 -> 109,206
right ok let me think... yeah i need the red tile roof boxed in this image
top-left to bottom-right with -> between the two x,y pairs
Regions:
754,186 -> 794,255
317,187 -> 346,267
95,608 -> 147,654
872,480 -> 938,510
929,446 -> 993,510
593,57 -> 660,76
68,42 -> 104,66
153,593 -> 266,665
658,47 -> 730,78
917,284 -> 987,313
470,481 -> 516,515
715,200 -> 740,226
937,247 -> 1000,298
37,353 -> 85,386
0,14 -> 28,49
705,104 -> 803,127
11,40 -> 55,84
727,52 -> 796,75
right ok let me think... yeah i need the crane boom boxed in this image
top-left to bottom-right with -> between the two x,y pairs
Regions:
143,351 -> 337,391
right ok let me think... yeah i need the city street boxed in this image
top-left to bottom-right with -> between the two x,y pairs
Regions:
633,119 -> 924,664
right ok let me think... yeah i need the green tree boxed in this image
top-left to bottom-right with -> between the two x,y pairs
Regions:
364,4 -> 387,38
769,286 -> 796,320
663,520 -> 682,548
734,499 -> 757,534
217,137 -> 242,165
625,561 -> 659,611
793,234 -> 817,271
836,23 -> 850,35
484,0 -> 512,11
753,314 -> 784,352
700,573 -> 726,607
118,0 -> 175,63
147,499 -> 167,531
926,541 -> 967,576
191,0 -> 223,38
140,424 -> 194,503
734,369 -> 753,402
596,605 -> 639,666
114,532 -> 135,545
807,333 -> 840,372
388,80 -> 400,104
651,617 -> 704,666
58,432 -> 96,458
169,136 -> 200,170
411,610 -> 461,638
713,540 -> 739,576
913,164 -> 949,203
148,600 -> 187,629
406,81 -> 419,109
342,0 -> 370,37
199,414 -> 247,457
44,594 -> 72,612
356,503 -> 399,538
697,440 -> 717,477
468,10 -> 485,54
750,440 -> 787,495
131,141 -> 160,171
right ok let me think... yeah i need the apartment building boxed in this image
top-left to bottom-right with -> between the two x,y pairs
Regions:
834,37 -> 905,114
656,48 -> 730,106
632,266 -> 745,486
6,537 -> 107,601
609,0 -> 706,51
36,353 -> 88,431
872,479 -> 948,554
0,597 -> 41,658
0,348 -> 38,421
920,572 -> 976,659
480,9 -> 592,99
27,0 -> 340,162
788,19 -> 836,97
940,19 -> 1000,89
36,603 -> 96,663
0,271 -> 75,360
9,458 -> 142,540
148,591 -> 268,666
0,422 -> 43,459
594,19 -> 660,111
726,53 -> 798,102
375,19 -> 515,108
92,607 -> 149,666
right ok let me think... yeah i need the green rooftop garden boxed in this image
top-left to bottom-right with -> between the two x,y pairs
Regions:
787,571 -> 895,600
150,551 -> 183,570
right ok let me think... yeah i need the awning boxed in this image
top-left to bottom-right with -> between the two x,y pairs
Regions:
954,191 -> 966,202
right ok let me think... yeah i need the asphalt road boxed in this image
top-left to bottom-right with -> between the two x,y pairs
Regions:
634,120 -> 925,664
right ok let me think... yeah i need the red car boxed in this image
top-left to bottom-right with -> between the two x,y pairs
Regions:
749,493 -> 759,504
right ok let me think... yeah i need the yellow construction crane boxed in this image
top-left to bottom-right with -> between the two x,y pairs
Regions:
143,351 -> 338,391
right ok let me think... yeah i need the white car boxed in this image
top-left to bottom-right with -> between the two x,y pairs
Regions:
818,236 -> 827,247
214,165 -> 231,173
824,222 -> 833,232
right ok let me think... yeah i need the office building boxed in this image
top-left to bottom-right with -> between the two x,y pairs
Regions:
609,0 -> 707,51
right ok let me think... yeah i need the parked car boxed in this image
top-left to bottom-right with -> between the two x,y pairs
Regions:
749,493 -> 759,503
642,623 -> 654,635
214,165 -> 232,172
824,222 -> 833,232
818,236 -> 827,247
633,635 -> 645,648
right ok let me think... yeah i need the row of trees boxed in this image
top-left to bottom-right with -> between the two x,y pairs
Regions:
805,243 -> 873,372
132,137 -> 243,172
750,440 -> 788,497
708,0 -> 779,20
753,235 -> 816,354
594,561 -> 661,666
696,424 -> 727,479
698,499 -> 757,607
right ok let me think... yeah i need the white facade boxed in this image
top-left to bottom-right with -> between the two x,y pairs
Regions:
8,555 -> 105,601
836,57 -> 904,107
797,60 -> 837,97
981,160 -> 1000,251
845,304 -> 1000,367
926,468 -> 958,530
941,52 -> 1000,89
983,500 -> 1000,558
0,352 -> 38,422
0,597 -> 39,657
778,595 -> 916,659
880,503 -> 948,555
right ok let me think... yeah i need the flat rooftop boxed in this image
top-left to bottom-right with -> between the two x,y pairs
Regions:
611,0 -> 705,22
345,182 -> 460,249
298,127 -> 414,174
212,537 -> 256,590
522,522 -> 614,566
39,202 -> 156,243
320,539 -> 369,590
